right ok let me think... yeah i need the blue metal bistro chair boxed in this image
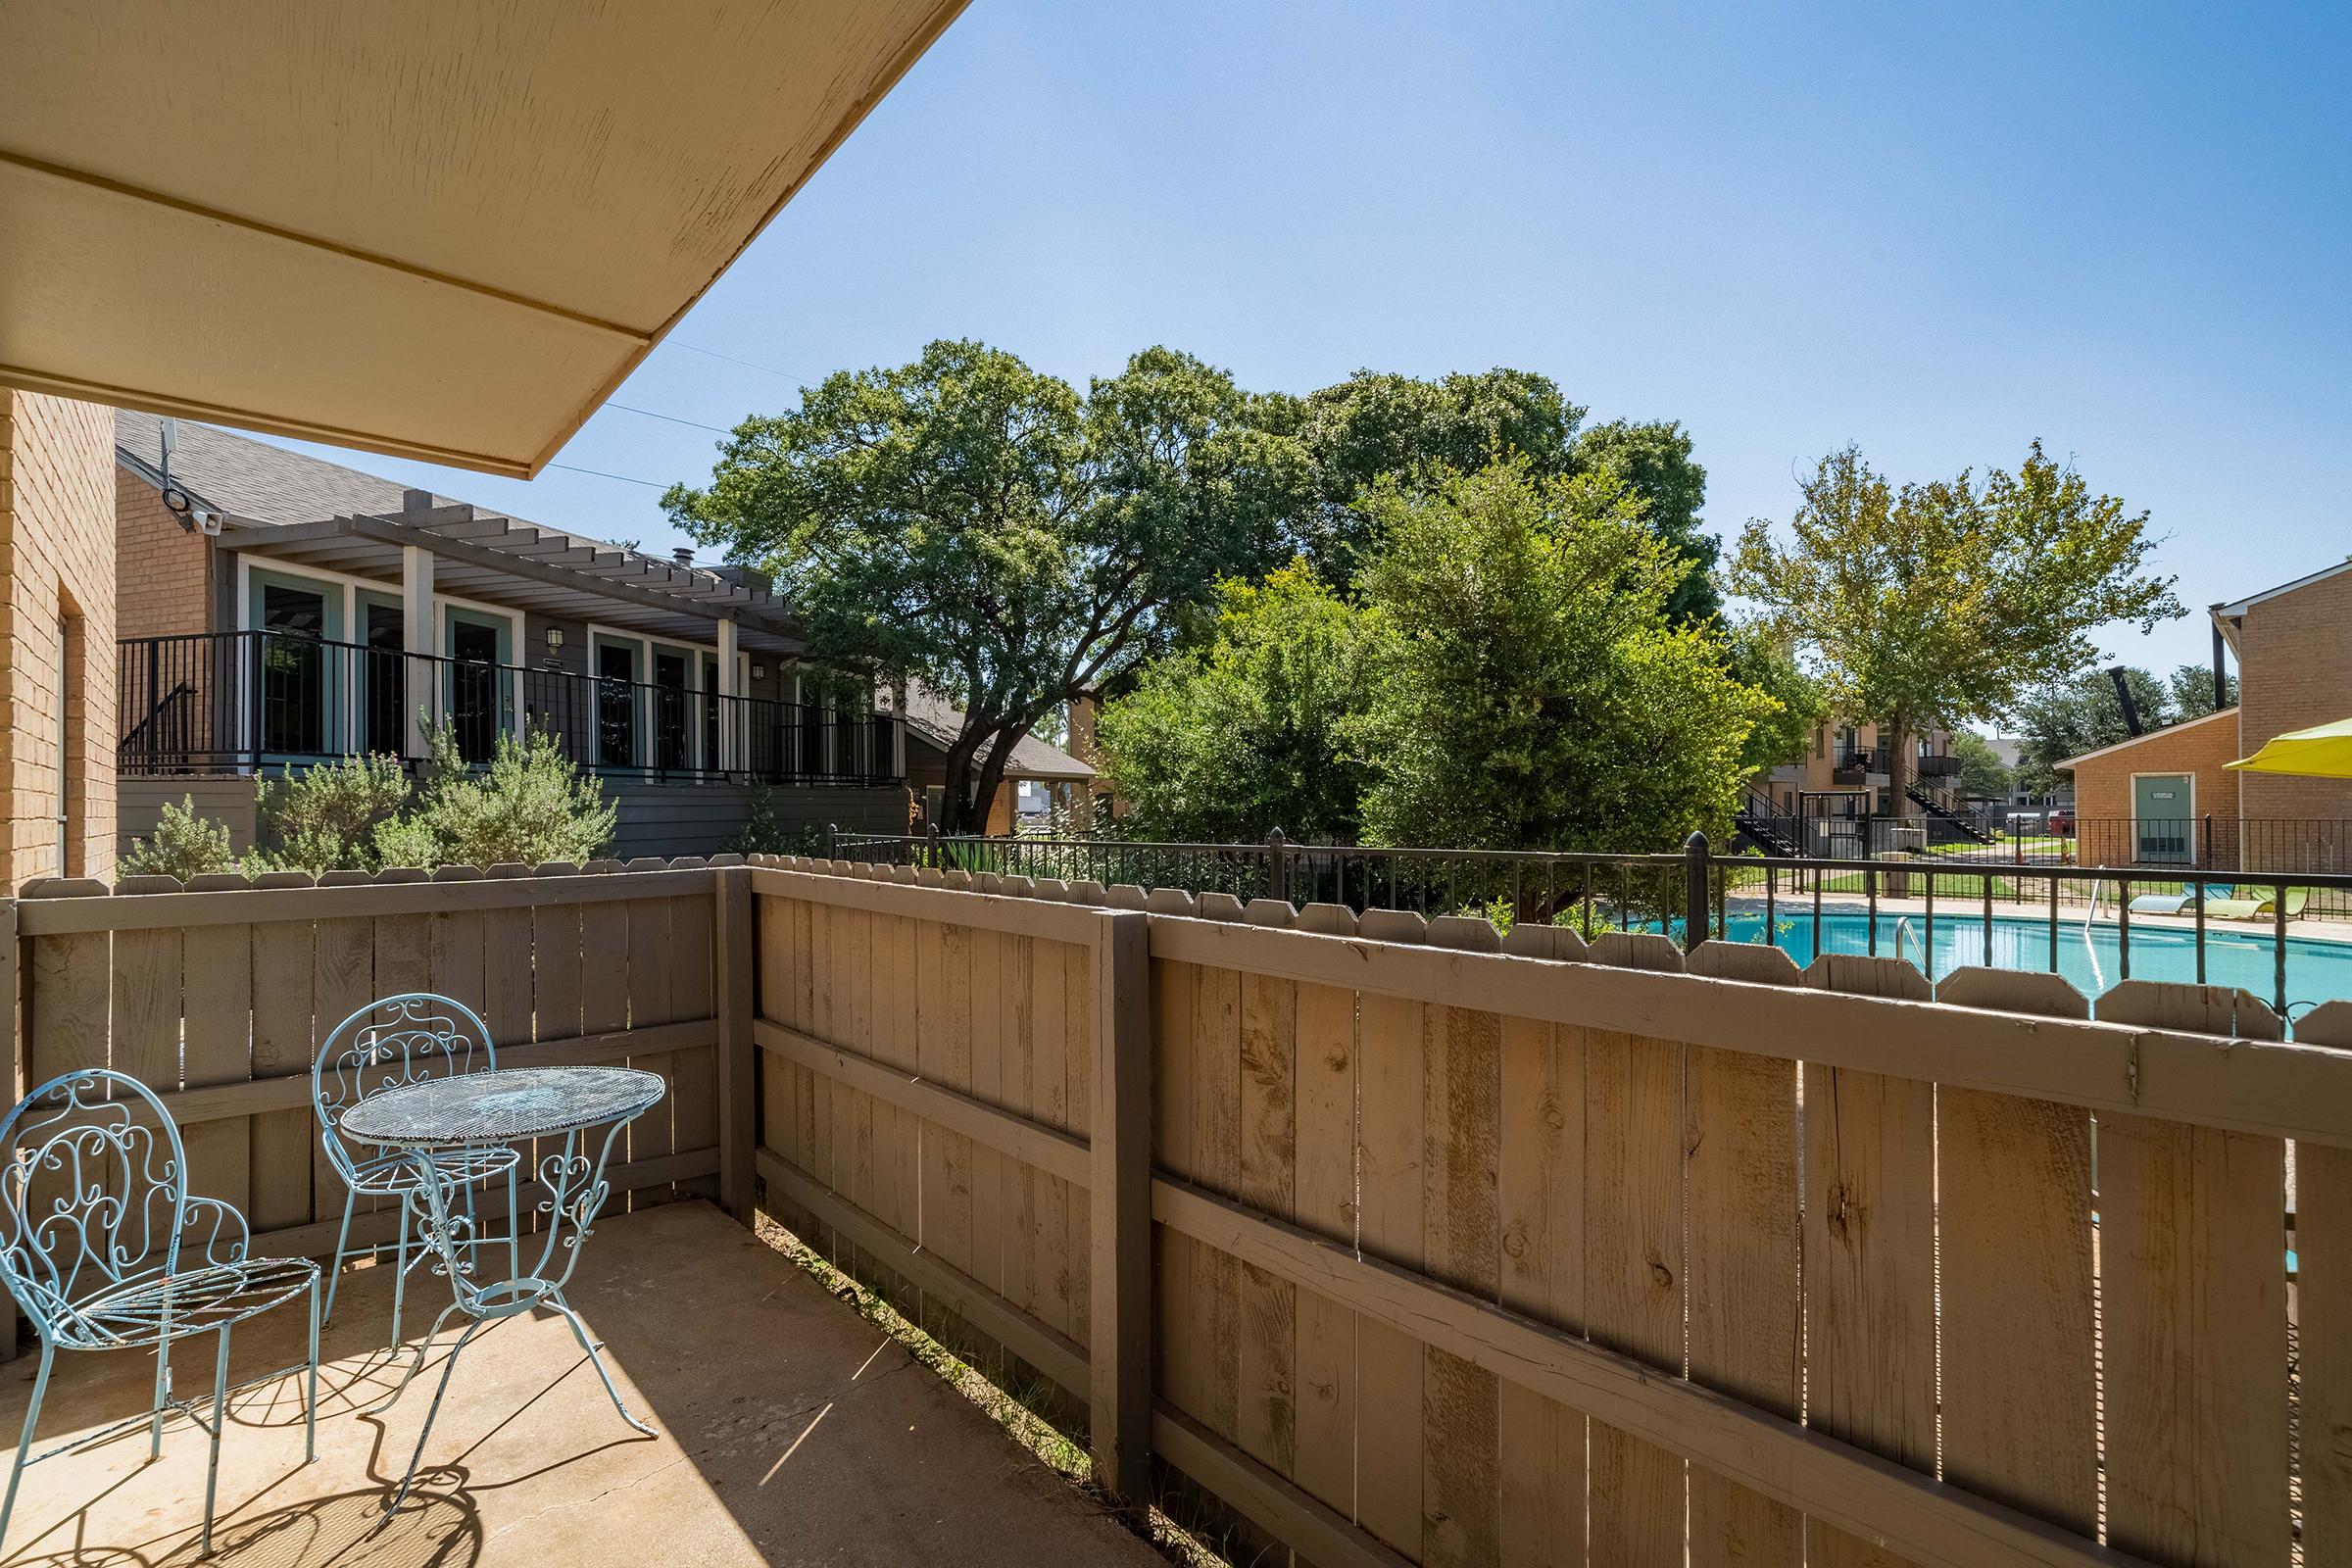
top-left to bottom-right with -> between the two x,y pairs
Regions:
312,994 -> 521,1346
0,1068 -> 320,1557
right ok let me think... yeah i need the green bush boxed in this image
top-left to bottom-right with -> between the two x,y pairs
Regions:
119,795 -> 239,882
390,721 -> 615,869
246,754 -> 412,874
724,780 -> 821,858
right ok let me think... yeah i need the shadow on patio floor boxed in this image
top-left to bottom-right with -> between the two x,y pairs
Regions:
0,1201 -> 1156,1567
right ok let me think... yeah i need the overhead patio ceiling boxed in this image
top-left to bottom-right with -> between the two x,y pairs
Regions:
0,0 -> 966,476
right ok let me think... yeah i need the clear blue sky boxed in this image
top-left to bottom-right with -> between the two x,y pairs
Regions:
258,0 -> 2351,705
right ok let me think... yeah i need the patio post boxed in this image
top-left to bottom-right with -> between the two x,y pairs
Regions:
716,616 -> 739,774
402,544 -> 435,760
1090,908 -> 1152,1501
713,865 -> 758,1222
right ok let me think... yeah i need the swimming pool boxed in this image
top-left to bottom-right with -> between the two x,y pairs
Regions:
1715,907 -> 2352,1018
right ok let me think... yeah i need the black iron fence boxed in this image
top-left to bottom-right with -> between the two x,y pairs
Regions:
120,630 -> 903,787
831,828 -> 2352,1020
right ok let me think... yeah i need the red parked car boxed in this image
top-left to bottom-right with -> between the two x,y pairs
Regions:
2047,808 -> 2075,834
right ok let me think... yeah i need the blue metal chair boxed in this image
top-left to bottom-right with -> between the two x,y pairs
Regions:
0,1068 -> 320,1557
312,994 -> 521,1347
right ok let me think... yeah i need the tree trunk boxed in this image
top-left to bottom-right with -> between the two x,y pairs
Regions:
1886,710 -> 1911,823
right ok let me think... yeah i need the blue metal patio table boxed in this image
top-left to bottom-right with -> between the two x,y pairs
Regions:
337,1064 -> 666,1516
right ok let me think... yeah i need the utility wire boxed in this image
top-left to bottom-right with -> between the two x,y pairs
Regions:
548,462 -> 672,490
604,401 -> 734,435
664,339 -> 821,384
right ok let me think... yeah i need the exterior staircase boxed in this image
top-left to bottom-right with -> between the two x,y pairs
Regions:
1735,789 -> 1802,858
1906,784 -> 1994,846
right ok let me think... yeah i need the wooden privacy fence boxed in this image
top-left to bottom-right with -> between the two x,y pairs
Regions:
0,856 -> 745,1345
747,854 -> 2352,1568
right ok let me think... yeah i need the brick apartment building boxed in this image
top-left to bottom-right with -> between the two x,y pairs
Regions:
2063,557 -> 2352,872
0,390 -> 117,886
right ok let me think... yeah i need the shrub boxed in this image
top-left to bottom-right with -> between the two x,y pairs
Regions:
119,796 -> 239,882
724,780 -> 821,858
392,721 -> 615,868
247,754 -> 412,874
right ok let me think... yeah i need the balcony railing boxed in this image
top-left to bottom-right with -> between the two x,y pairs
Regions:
119,630 -> 903,787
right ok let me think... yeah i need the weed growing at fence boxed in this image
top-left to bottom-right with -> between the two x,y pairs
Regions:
750,1212 -> 1226,1568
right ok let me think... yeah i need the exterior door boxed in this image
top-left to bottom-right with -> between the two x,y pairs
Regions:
362,601 -> 404,757
256,578 -> 332,758
448,618 -> 501,762
2133,774 -> 2192,864
597,641 -> 637,767
653,650 -> 690,772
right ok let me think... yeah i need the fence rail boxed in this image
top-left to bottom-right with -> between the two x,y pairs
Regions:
836,829 -> 2352,1016
746,855 -> 2352,1568
6,853 -> 2343,1562
119,629 -> 902,786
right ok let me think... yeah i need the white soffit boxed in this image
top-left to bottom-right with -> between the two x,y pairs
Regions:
0,0 -> 966,476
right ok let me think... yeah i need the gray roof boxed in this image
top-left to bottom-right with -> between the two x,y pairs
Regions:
117,409 -> 458,526
901,685 -> 1094,781
115,410 -> 807,650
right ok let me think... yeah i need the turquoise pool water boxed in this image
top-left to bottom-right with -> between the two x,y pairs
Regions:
1716,907 -> 2352,1018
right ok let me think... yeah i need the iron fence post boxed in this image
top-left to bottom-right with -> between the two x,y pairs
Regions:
1683,831 -> 1708,952
1266,828 -> 1290,906
825,822 -> 838,860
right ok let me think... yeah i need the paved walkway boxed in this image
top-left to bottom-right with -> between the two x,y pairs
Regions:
0,1200 -> 1160,1566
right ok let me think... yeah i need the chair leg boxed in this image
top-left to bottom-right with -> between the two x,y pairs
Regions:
321,1186 -> 358,1327
306,1273 -> 322,1463
0,1342 -> 55,1551
149,1335 -> 171,1459
506,1160 -> 520,1280
201,1323 -> 232,1558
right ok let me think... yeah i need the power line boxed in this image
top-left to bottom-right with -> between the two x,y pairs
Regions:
604,401 -> 733,435
664,338 -> 820,384
548,462 -> 672,490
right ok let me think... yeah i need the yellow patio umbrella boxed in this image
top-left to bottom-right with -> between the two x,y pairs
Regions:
2228,717 -> 2352,777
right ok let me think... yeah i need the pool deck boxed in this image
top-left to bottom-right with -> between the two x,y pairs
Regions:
0,1200 -> 1159,1567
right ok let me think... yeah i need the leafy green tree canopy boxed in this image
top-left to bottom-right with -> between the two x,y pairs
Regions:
1731,442 -> 2183,803
1271,368 -> 1583,582
664,340 -> 1304,831
1573,418 -> 1719,623
2170,661 -> 2238,720
1949,730 -> 2014,801
1721,620 -> 1827,775
2010,664 -> 2194,797
1095,564 -> 1378,844
1351,460 -> 1774,852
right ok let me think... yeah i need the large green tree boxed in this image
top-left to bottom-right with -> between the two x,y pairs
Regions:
1270,368 -> 1583,584
1731,442 -> 2183,808
2009,664 -> 2174,796
2170,661 -> 2239,719
1351,460 -> 1773,852
1949,730 -> 2014,802
1721,619 -> 1827,775
1574,418 -> 1719,623
1093,564 -> 1378,843
663,340 -> 1304,831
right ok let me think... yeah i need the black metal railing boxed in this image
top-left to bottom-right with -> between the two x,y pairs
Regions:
831,828 -> 2352,1021
119,630 -> 903,787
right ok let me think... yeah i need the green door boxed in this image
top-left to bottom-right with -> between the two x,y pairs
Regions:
2133,774 -> 2192,864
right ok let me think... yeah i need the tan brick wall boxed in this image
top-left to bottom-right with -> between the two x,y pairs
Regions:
2236,567 -> 2352,824
2062,709 -> 2241,864
116,467 -> 216,642
0,390 -> 119,885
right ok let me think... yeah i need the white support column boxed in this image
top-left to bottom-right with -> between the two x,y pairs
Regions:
402,545 -> 435,757
715,617 -> 739,772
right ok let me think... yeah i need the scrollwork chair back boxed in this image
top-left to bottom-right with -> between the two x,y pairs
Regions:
314,993 -> 498,1187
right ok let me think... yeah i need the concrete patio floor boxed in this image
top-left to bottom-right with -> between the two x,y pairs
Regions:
0,1200 -> 1160,1566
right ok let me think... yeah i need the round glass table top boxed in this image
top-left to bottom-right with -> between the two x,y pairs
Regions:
338,1066 -> 665,1149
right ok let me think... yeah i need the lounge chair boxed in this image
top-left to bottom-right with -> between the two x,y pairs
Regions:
2127,883 -> 2232,916
2206,887 -> 2309,921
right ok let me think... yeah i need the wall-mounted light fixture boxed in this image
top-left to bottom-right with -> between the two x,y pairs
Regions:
546,627 -> 564,654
